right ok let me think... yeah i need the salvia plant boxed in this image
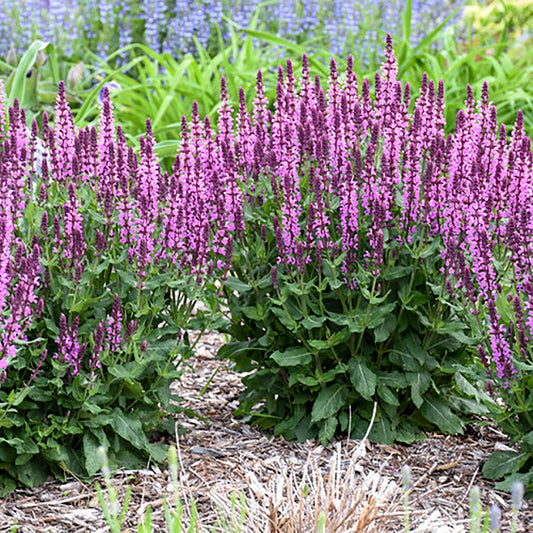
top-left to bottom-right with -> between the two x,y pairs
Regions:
204,36 -> 532,492
0,79 -> 232,493
0,0 -> 464,63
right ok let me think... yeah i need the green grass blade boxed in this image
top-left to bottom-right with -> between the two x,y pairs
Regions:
6,40 -> 50,107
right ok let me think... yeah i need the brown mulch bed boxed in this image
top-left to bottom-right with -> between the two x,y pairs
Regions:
0,331 -> 531,532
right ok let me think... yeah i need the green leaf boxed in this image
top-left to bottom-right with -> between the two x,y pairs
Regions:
117,269 -> 138,288
494,471 -> 533,493
146,442 -> 167,463
108,364 -> 135,380
110,409 -> 150,451
0,474 -> 16,496
437,322 -> 475,344
320,363 -> 348,384
376,371 -> 408,388
406,371 -> 431,409
374,314 -> 396,343
301,316 -> 327,329
395,422 -> 418,444
389,348 -> 422,372
224,277 -> 252,293
270,347 -> 311,367
401,332 -> 429,365
420,394 -> 464,434
365,303 -> 396,329
83,433 -> 104,477
402,0 -> 413,41
348,360 -> 377,401
377,384 -> 399,406
309,329 -> 350,350
271,307 -> 299,331
42,440 -> 70,466
391,332 -> 433,371
297,376 -> 320,387
483,451 -> 529,480
522,431 -> 533,450
242,306 -> 262,321
217,340 -> 262,361
454,372 -> 479,398
311,384 -> 349,423
14,459 -> 49,488
369,417 -> 394,445
44,318 -> 59,336
383,265 -> 412,280
319,417 -> 338,446
6,41 -> 52,107
419,238 -> 441,259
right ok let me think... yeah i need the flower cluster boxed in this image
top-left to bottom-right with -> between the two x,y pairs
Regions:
0,0 -> 463,62
196,35 -> 530,391
0,239 -> 42,382
0,74 -> 239,378
1,25 -> 531,415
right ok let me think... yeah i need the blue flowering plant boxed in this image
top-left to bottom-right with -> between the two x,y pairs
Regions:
0,0 -> 463,64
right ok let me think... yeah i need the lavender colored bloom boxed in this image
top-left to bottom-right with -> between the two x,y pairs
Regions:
511,481 -> 524,510
99,0 -> 114,26
142,0 -> 167,53
0,206 -> 14,313
0,241 -> 41,364
61,182 -> 86,264
55,314 -> 83,375
53,81 -> 76,183
489,504 -> 501,531
0,0 -> 464,65
134,119 -> 160,279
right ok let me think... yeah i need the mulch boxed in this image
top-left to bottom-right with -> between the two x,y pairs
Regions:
0,331 -> 531,532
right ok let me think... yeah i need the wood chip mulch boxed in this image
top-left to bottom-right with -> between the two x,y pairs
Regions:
0,331 -> 531,532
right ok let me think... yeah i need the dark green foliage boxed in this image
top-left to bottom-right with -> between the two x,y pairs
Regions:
0,334 -> 187,494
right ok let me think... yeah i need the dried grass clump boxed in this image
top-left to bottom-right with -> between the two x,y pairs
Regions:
208,440 -> 399,533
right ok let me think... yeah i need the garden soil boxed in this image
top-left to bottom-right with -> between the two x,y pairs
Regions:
0,331 -> 531,532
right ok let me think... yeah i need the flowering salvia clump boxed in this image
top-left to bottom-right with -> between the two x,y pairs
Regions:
198,35 -> 532,451
0,35 -> 531,492
0,73 -> 238,489
0,79 -> 235,379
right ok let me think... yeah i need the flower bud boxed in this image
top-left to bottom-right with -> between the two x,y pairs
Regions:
35,298 -> 45,319
125,320 -> 138,341
271,266 -> 279,290
511,481 -> 524,510
67,62 -> 83,91
6,47 -> 17,67
489,504 -> 501,531
401,465 -> 411,490
34,50 -> 47,69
